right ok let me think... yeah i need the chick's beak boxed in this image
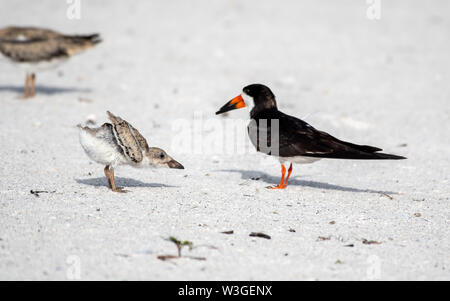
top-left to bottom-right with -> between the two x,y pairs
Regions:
167,159 -> 184,169
215,94 -> 246,115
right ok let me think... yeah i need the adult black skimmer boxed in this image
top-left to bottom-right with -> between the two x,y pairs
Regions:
79,111 -> 184,193
216,84 -> 406,189
0,26 -> 101,98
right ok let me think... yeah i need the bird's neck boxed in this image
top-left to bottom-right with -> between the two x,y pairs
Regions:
250,105 -> 278,120
249,95 -> 278,119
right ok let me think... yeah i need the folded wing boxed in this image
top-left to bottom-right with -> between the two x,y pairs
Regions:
107,111 -> 149,163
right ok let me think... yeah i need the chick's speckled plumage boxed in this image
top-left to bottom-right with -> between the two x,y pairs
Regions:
79,111 -> 184,169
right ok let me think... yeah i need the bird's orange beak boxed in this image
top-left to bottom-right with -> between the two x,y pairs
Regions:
215,94 -> 246,115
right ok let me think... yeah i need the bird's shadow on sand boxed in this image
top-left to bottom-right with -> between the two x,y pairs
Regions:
0,85 -> 91,95
76,177 -> 175,188
218,169 -> 398,195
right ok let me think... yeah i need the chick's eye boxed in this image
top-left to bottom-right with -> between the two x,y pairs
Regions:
159,153 -> 165,159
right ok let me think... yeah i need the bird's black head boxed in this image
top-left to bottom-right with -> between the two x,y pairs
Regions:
215,83 -> 277,116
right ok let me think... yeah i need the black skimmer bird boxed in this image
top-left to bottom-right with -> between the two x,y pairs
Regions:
216,84 -> 406,189
0,26 -> 101,98
79,111 -> 184,193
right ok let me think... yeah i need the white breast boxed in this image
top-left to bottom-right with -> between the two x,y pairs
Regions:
278,156 -> 322,164
20,58 -> 68,73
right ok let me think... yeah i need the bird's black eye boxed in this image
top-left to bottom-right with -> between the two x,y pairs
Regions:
159,153 -> 165,159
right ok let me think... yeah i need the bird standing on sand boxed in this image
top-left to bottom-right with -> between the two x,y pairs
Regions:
216,84 -> 406,189
79,111 -> 184,193
0,26 -> 101,98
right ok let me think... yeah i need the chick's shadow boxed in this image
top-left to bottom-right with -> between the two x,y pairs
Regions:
0,84 -> 91,95
76,177 -> 175,188
218,169 -> 399,195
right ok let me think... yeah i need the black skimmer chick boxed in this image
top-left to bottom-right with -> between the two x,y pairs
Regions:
79,111 -> 184,193
216,84 -> 406,189
0,26 -> 101,98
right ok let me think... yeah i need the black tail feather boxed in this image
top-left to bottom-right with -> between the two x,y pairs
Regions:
318,136 -> 406,160
64,33 -> 102,44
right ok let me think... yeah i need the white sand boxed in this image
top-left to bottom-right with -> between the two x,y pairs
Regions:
0,0 -> 449,280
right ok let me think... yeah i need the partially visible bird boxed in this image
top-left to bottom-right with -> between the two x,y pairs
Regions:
79,111 -> 184,193
216,84 -> 406,189
0,26 -> 101,98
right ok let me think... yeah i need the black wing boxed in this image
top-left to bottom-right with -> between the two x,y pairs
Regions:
0,39 -> 69,62
250,110 -> 405,160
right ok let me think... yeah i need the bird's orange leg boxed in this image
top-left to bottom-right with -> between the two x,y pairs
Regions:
282,163 -> 293,188
268,163 -> 293,189
104,165 -> 113,189
268,164 -> 287,189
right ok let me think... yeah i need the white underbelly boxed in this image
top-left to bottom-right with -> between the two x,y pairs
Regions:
20,58 -> 68,73
79,129 -> 123,166
278,156 -> 322,164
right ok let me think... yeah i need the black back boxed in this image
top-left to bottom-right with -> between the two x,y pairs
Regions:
243,84 -> 278,117
245,84 -> 405,160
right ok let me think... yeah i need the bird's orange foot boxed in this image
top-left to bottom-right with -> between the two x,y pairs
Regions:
17,94 -> 32,100
267,184 -> 287,189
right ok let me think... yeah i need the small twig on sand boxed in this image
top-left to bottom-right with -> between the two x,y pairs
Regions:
157,236 -> 206,261
362,239 -> 382,245
30,190 -> 55,197
157,255 -> 179,261
317,236 -> 331,241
